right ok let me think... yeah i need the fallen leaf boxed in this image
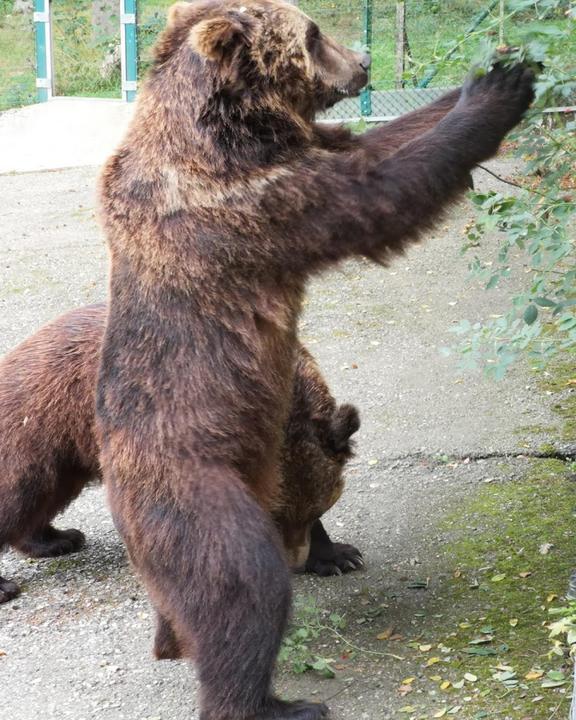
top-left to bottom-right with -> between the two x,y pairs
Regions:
546,593 -> 558,603
430,675 -> 442,682
419,644 -> 433,652
407,579 -> 429,589
469,636 -> 493,645
426,657 -> 442,667
398,706 -> 416,714
440,681 -> 451,690
525,670 -> 544,681
519,571 -> 532,578
377,626 -> 395,640
458,623 -> 471,629
539,543 -> 554,555
493,669 -> 518,688
402,677 -> 416,685
464,673 -> 478,682
463,646 -> 498,656
448,707 -> 462,715
509,618 -> 518,627
545,670 -> 565,682
541,679 -> 566,688
0,650 -> 6,657
433,709 -> 447,718
398,684 -> 413,697
452,680 -> 465,689
491,573 -> 506,582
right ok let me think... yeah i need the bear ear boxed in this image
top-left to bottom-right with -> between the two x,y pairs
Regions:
167,1 -> 194,28
189,14 -> 251,62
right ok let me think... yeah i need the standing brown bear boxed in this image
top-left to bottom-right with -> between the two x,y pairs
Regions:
95,0 -> 534,718
0,304 -> 361,604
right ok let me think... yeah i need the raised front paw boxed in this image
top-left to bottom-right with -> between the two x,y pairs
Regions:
306,542 -> 364,577
460,63 -> 535,137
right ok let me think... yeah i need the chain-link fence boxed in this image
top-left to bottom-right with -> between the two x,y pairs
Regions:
0,0 -> 573,117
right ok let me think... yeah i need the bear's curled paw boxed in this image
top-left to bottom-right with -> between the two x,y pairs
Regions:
0,576 -> 21,604
460,63 -> 535,132
306,542 -> 364,577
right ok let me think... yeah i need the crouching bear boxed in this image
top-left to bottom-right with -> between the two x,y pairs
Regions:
97,0 -> 532,718
0,304 -> 362,604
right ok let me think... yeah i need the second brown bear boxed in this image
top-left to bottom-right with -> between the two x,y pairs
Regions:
0,303 -> 361,604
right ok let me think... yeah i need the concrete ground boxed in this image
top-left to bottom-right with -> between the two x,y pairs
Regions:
0,101 -> 565,720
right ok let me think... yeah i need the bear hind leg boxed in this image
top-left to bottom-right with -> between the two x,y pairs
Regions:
113,466 -> 328,720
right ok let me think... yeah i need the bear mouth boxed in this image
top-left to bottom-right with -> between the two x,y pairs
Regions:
322,71 -> 369,109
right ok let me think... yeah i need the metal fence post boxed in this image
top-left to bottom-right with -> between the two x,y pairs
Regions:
395,0 -> 405,89
360,0 -> 372,116
33,0 -> 53,102
120,0 -> 138,102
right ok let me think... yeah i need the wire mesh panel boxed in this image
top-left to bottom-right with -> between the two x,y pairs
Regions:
50,0 -> 121,97
0,0 -> 35,111
312,0 -> 488,121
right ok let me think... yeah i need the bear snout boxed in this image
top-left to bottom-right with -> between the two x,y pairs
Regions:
359,52 -> 371,71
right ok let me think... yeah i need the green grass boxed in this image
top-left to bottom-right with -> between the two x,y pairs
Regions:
0,10 -> 35,111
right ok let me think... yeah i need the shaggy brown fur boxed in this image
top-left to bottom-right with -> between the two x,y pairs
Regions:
0,304 -> 361,603
92,1 -> 534,718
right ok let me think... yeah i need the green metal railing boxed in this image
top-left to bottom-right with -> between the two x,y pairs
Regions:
121,0 -> 138,101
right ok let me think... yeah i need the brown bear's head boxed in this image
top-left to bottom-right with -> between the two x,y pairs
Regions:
152,0 -> 370,123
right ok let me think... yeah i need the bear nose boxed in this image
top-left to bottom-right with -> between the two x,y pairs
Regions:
359,52 -> 371,71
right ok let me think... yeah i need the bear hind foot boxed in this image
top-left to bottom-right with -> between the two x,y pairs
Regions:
14,526 -> 86,559
0,576 -> 21,604
256,699 -> 329,720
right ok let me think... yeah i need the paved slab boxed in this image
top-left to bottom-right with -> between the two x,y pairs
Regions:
0,98 -> 134,173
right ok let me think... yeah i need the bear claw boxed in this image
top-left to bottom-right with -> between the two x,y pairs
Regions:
306,542 -> 364,577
